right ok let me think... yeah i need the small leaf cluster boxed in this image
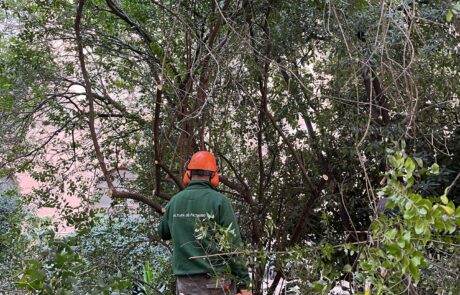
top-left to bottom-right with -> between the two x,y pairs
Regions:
353,150 -> 459,293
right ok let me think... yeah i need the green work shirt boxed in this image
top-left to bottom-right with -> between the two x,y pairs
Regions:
158,180 -> 249,287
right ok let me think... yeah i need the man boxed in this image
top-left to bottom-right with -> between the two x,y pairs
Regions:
158,151 -> 252,295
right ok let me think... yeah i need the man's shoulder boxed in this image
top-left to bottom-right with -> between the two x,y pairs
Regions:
203,188 -> 227,200
171,187 -> 228,202
210,190 -> 232,206
208,188 -> 225,197
170,190 -> 188,201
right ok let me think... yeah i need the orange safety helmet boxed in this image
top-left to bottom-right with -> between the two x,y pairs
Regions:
183,151 -> 219,187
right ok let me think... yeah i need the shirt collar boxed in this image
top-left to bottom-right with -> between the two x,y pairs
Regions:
186,180 -> 214,190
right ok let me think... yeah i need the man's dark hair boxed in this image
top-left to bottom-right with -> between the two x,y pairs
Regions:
191,169 -> 213,176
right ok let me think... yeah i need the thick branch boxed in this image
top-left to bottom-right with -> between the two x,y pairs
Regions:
111,190 -> 163,214
372,74 -> 390,125
76,1 -> 165,213
197,0 -> 233,147
75,0 -> 113,189
217,151 -> 250,194
219,175 -> 253,205
157,161 -> 184,190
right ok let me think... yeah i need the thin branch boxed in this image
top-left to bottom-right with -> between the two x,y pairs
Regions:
445,171 -> 460,197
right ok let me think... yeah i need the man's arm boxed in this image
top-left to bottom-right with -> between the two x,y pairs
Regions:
158,205 -> 171,240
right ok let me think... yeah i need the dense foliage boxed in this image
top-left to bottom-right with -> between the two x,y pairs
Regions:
1,0 -> 459,294
1,204 -> 173,294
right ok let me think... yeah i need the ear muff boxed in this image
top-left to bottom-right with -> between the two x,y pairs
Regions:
183,170 -> 191,186
182,152 -> 220,187
210,171 -> 219,187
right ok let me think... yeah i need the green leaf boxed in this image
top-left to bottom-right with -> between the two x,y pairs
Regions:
405,201 -> 412,210
388,155 -> 397,168
409,259 -> 421,283
431,163 -> 440,174
440,205 -> 454,215
454,3 -> 460,13
386,199 -> 396,209
447,10 -> 453,22
403,231 -> 411,244
416,198 -> 432,210
402,255 -> 410,273
386,228 -> 397,240
354,272 -> 365,282
419,208 -> 427,216
414,157 -> 423,168
321,243 -> 334,260
404,158 -> 415,174
397,235 -> 406,248
386,243 -> 402,259
415,220 -> 425,235
343,264 -> 352,272
406,176 -> 414,188
411,256 -> 421,267
440,194 -> 448,205
446,220 -> 456,234
434,218 -> 446,232
404,207 -> 416,220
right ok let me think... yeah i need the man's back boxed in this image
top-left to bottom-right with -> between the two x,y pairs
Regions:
159,180 -> 243,276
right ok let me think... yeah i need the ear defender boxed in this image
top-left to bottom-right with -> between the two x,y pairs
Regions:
183,170 -> 191,186
210,172 -> 219,187
183,170 -> 219,187
182,151 -> 220,187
